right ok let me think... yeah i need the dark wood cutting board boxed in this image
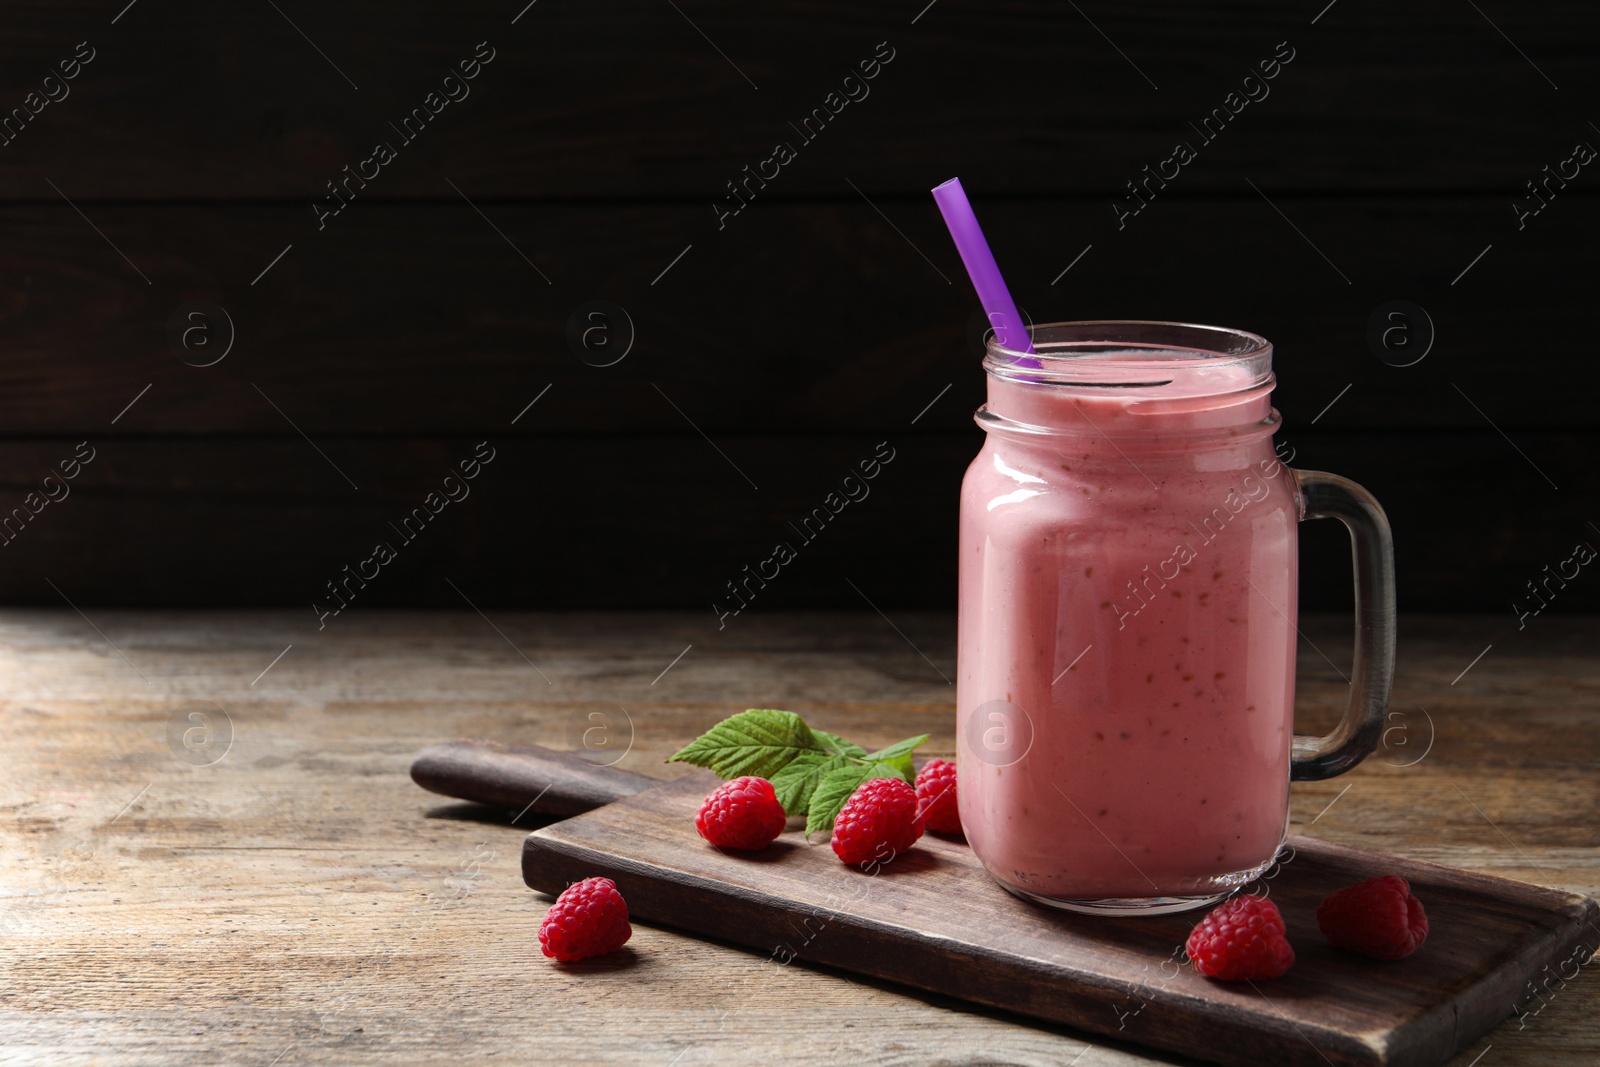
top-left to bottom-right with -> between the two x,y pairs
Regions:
522,771 -> 1599,1067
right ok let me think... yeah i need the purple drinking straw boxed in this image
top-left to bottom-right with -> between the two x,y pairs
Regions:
931,177 -> 1038,364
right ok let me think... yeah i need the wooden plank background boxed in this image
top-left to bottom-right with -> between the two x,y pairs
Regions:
0,1 -> 1596,609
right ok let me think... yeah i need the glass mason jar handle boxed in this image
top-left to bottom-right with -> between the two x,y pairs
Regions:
1289,470 -> 1397,781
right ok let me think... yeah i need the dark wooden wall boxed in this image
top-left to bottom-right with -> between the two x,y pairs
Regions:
1,1 -> 1596,620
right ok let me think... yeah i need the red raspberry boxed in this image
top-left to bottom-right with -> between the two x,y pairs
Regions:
1317,875 -> 1428,960
695,776 -> 788,851
1185,895 -> 1295,981
538,876 -> 632,962
831,776 -> 924,866
915,758 -> 962,834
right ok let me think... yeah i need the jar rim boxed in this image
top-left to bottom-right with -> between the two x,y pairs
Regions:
985,320 -> 1273,394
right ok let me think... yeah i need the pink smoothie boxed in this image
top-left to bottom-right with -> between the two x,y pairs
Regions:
956,356 -> 1299,903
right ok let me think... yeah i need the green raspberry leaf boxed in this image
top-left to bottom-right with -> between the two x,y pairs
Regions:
812,729 -> 868,758
805,761 -> 908,836
768,752 -> 849,815
667,709 -> 829,779
865,733 -> 929,778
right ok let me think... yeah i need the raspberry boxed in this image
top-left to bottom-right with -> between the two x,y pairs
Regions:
915,758 -> 962,834
831,776 -> 924,866
538,876 -> 632,962
1317,875 -> 1428,960
695,776 -> 788,851
1185,895 -> 1295,981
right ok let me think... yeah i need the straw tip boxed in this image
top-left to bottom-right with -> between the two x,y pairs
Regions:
931,176 -> 964,194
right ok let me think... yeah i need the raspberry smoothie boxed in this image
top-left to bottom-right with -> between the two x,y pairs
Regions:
956,324 -> 1301,911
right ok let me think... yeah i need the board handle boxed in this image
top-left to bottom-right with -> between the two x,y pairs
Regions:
411,740 -> 657,819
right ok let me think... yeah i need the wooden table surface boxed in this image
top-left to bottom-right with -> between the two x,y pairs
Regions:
2,609 -> 1595,1066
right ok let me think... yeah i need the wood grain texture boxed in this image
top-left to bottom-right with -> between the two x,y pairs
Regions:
0,2 -> 1595,617
0,197 -> 1592,436
0,2 -> 1595,197
522,773 -> 1599,1067
0,429 -> 1594,611
0,609 -> 1595,1065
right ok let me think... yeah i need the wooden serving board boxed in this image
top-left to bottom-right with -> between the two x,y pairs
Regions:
523,772 -> 1599,1067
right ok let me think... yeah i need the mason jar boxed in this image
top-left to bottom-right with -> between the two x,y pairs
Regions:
956,321 -> 1395,914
